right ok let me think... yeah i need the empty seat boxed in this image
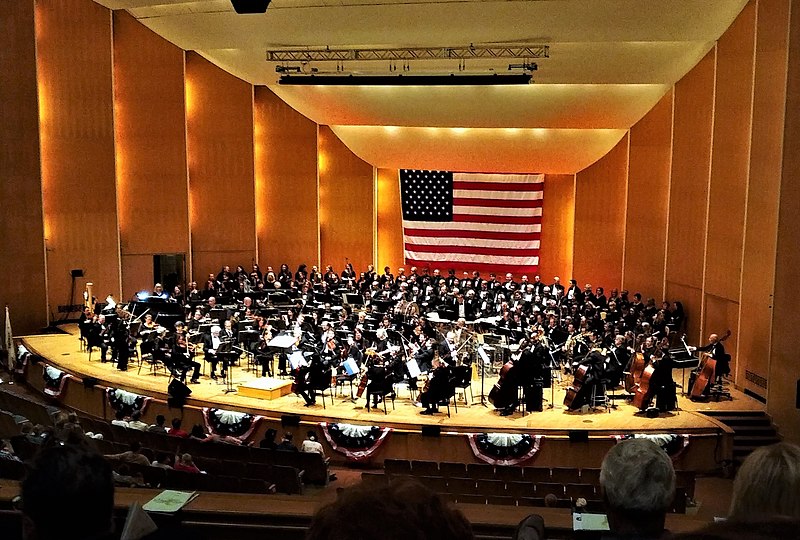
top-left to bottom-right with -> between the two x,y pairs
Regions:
535,482 -> 565,498
466,463 -> 496,480
564,483 -> 596,500
447,477 -> 477,495
579,468 -> 601,485
439,461 -> 467,478
523,467 -> 552,483
411,460 -> 440,477
384,459 -> 411,477
486,495 -> 516,506
496,465 -> 524,482
240,477 -> 273,494
550,467 -> 581,484
517,496 -> 546,507
418,476 -> 448,493
457,494 -> 486,505
360,471 -> 388,488
506,481 -> 534,498
476,479 -> 507,497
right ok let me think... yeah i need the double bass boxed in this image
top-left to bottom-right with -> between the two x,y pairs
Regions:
488,339 -> 527,410
624,352 -> 646,393
689,329 -> 731,399
563,364 -> 592,410
631,363 -> 656,410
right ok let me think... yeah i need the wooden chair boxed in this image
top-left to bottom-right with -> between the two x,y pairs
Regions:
411,460 -> 440,477
523,467 -> 552,483
384,459 -> 411,477
535,482 -> 565,498
579,468 -> 601,485
550,467 -> 581,484
439,461 -> 467,478
466,462 -> 496,480
564,483 -> 596,500
496,465 -> 524,482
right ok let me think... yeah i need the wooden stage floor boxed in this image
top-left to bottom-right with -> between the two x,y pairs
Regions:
21,325 -> 763,436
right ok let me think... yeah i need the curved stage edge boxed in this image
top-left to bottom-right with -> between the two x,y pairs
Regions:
16,326 -> 756,471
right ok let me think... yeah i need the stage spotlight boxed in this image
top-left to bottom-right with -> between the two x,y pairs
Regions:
230,0 -> 270,14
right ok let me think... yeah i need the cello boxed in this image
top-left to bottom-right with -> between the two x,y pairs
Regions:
563,364 -> 591,410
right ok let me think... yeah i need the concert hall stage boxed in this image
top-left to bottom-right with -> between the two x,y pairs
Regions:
17,325 -> 764,471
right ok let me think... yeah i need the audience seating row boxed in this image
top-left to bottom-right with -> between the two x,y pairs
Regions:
0,390 -> 55,428
381,460 -> 694,513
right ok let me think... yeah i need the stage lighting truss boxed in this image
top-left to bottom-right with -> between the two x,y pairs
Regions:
267,45 -> 549,62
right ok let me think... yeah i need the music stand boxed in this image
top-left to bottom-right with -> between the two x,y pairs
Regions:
477,345 -> 491,408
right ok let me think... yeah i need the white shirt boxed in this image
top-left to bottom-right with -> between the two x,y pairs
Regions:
301,439 -> 325,456
128,420 -> 149,431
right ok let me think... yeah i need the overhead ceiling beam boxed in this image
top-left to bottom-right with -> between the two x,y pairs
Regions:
267,45 -> 549,62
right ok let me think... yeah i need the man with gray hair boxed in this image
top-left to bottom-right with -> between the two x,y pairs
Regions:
600,438 -> 675,538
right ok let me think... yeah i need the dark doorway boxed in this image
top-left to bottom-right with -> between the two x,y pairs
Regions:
153,254 -> 185,293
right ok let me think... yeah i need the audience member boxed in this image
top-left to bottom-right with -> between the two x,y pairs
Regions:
276,432 -> 298,452
671,442 -> 800,540
20,441 -> 114,540
600,438 -> 675,539
168,418 -> 189,438
189,424 -> 208,441
258,428 -> 277,450
111,410 -> 129,427
127,410 -> 149,431
301,430 -> 325,457
0,439 -> 21,462
148,414 -> 168,434
174,452 -> 202,474
105,441 -> 151,466
307,478 -> 473,540
151,452 -> 173,469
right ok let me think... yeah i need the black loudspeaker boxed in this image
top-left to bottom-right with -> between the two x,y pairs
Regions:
421,425 -> 440,437
230,0 -> 270,14
796,379 -> 800,409
281,414 -> 301,427
82,376 -> 99,388
70,269 -> 84,278
168,379 -> 192,399
568,430 -> 588,442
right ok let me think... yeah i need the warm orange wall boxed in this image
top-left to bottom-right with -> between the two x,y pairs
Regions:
573,135 -> 628,291
665,49 -> 716,343
539,174 -> 575,283
0,0 -> 47,333
185,52 -> 255,280
376,168 -> 404,274
253,87 -> 319,271
113,12 -> 189,299
37,0 -> 119,316
318,126 -> 375,274
739,0 -> 789,399
623,90 -> 672,300
702,3 -> 756,366
768,0 -> 799,443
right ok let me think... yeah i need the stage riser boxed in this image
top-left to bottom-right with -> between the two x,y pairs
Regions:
17,361 -> 731,472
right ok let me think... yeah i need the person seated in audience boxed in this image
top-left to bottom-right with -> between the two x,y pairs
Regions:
259,428 -> 278,450
20,441 -> 114,540
151,452 -> 173,469
111,409 -> 128,428
189,424 -> 208,441
306,478 -> 474,540
112,463 -> 146,488
671,442 -> 800,540
104,441 -> 151,466
126,410 -> 148,431
148,414 -> 168,434
174,452 -> 202,474
600,438 -> 675,539
276,432 -> 298,452
168,417 -> 189,438
0,439 -> 21,462
301,430 -> 325,457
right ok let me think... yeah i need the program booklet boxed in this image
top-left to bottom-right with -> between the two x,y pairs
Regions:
142,490 -> 198,514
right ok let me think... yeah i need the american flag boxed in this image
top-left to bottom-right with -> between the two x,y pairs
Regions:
401,170 -> 544,274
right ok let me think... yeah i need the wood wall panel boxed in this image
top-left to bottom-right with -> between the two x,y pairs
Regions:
573,135 -> 628,290
254,87 -> 319,271
185,53 -> 255,280
539,174 -> 575,283
665,50 -> 716,343
701,3 -> 756,371
624,90 -> 672,299
738,0 -> 789,397
37,0 -> 119,318
318,126 -> 375,274
113,12 -> 188,298
0,0 -> 47,333
376,168 -> 403,274
769,0 -> 799,443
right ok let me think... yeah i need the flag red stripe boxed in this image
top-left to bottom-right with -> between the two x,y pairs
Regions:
406,243 -> 536,257
453,181 -> 544,192
453,214 -> 542,225
405,228 -> 541,241
405,259 -> 539,276
453,198 -> 544,209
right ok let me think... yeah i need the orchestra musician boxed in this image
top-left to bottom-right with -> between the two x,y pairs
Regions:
204,325 -> 232,380
419,349 -> 453,415
172,323 -> 201,384
691,333 -> 731,382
